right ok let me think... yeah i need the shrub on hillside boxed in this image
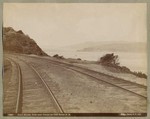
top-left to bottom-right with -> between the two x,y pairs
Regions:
77,58 -> 81,60
132,71 -> 147,79
53,54 -> 64,59
99,53 -> 120,66
99,53 -> 147,79
53,54 -> 59,58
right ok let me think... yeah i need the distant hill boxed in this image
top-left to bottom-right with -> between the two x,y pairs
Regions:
3,27 -> 48,56
62,41 -> 147,52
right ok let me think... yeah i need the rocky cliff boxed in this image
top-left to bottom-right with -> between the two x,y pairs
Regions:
3,27 -> 48,56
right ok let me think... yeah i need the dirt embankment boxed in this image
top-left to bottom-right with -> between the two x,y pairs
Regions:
3,27 -> 48,56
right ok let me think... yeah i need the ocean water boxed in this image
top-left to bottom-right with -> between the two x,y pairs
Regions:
45,50 -> 147,74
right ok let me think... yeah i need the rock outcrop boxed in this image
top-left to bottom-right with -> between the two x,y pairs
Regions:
3,27 -> 48,56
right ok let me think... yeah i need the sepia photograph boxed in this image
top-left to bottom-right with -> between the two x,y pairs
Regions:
2,2 -> 147,117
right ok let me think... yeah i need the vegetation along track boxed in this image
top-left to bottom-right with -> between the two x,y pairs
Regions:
9,59 -> 64,113
4,58 -> 22,113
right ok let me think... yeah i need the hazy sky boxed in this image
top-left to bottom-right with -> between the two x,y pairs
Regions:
3,3 -> 147,50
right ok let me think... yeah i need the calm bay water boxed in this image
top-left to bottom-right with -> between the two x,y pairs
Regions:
46,50 -> 147,74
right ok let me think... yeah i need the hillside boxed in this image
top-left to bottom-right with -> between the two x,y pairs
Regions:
3,27 -> 48,56
61,41 -> 147,52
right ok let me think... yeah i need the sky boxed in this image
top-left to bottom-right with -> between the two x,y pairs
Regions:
3,3 -> 147,50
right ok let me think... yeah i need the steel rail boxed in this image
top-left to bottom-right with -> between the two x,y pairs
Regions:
6,58 -> 22,113
15,62 -> 22,113
30,64 -> 64,113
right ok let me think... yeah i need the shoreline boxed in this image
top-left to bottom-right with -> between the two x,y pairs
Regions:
44,50 -> 147,74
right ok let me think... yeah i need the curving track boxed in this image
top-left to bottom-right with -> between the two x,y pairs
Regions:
3,58 -> 22,113
46,59 -> 147,99
24,60 -> 64,113
5,57 -> 64,113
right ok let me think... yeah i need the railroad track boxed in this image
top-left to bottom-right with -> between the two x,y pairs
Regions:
7,57 -> 64,113
4,58 -> 22,113
46,59 -> 147,99
27,62 -> 64,113
12,59 -> 22,113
